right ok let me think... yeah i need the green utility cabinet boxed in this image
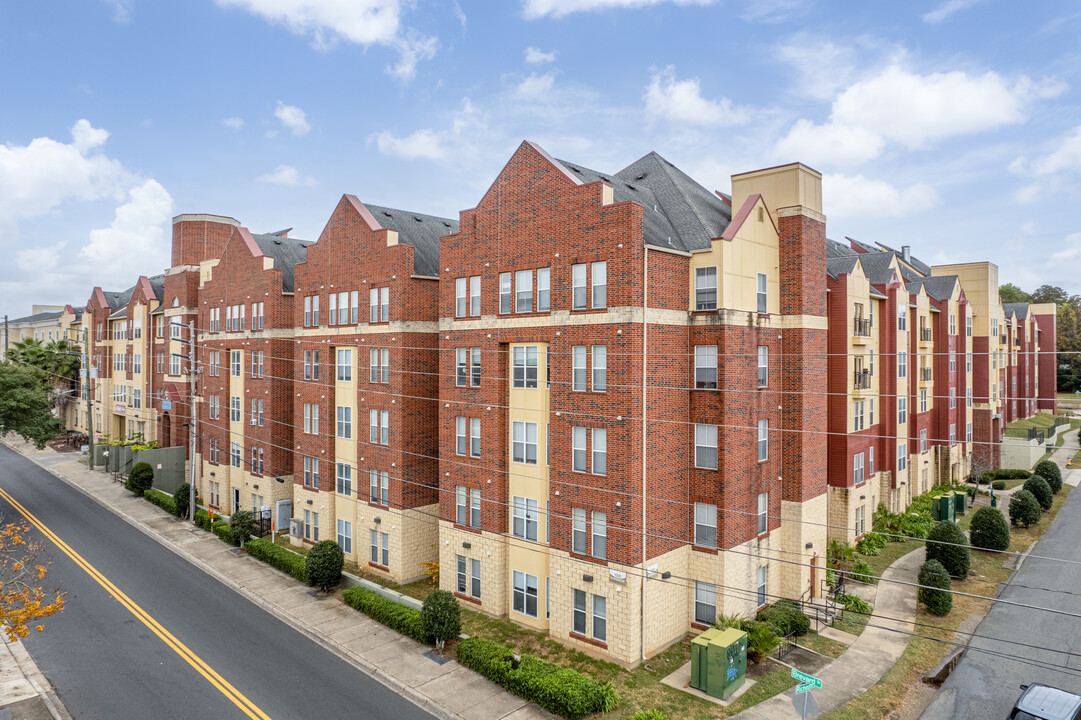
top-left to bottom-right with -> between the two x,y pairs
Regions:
952,490 -> 967,517
932,494 -> 955,523
690,627 -> 748,700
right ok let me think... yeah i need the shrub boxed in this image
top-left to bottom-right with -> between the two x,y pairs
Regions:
855,535 -> 882,556
969,507 -> 1011,551
1009,489 -> 1042,528
211,520 -> 232,543
244,538 -> 309,585
992,480 -> 1007,491
992,469 -> 1030,479
837,593 -> 872,615
1033,460 -> 1063,494
925,521 -> 970,579
756,604 -> 810,637
144,488 -> 177,515
918,560 -> 952,616
455,637 -> 617,720
173,483 -> 191,519
713,613 -> 746,631
421,590 -> 461,651
632,712 -> 668,720
1022,475 -> 1053,511
850,558 -> 877,584
194,508 -> 209,530
828,539 -> 856,566
126,461 -> 154,496
229,510 -> 255,547
741,620 -> 780,663
306,539 -> 344,592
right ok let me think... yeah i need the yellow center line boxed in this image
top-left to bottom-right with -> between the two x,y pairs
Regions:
0,486 -> 273,720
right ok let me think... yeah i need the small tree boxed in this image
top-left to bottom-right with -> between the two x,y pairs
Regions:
0,364 -> 65,449
126,462 -> 154,496
229,510 -> 255,547
918,560 -> 952,616
421,589 -> 462,651
1022,475 -> 1053,511
969,507 -> 1011,551
925,521 -> 970,579
306,540 -> 344,592
1009,489 -> 1042,528
173,483 -> 191,519
1033,460 -> 1063,494
1,521 -> 66,641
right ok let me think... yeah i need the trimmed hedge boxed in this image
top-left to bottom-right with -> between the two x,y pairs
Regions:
925,521 -> 970,579
211,520 -> 233,543
456,637 -> 618,720
306,539 -> 345,592
918,560 -> 952,616
126,461 -> 154,496
244,538 -> 310,585
173,483 -> 191,519
1009,489 -> 1042,528
144,488 -> 177,515
1022,475 -> 1053,511
229,510 -> 255,547
194,508 -> 212,531
1033,460 -> 1063,494
969,507 -> 1011,551
990,469 -> 1030,479
992,480 -> 1007,491
756,604 -> 810,637
343,586 -> 427,643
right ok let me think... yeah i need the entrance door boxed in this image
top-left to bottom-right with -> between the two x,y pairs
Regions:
233,488 -> 241,514
810,555 -> 818,599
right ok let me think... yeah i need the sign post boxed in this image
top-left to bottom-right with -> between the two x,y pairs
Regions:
790,669 -> 822,719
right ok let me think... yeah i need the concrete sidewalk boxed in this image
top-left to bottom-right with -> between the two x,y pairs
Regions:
2,439 -> 551,720
731,546 -> 923,720
0,635 -> 72,720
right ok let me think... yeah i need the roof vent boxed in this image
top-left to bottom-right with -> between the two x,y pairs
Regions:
600,175 -> 610,182
570,166 -> 581,174
901,245 -> 911,262
442,222 -> 451,227
414,216 -> 422,222
635,173 -> 647,181
274,239 -> 282,245
625,184 -> 636,190
383,211 -> 393,217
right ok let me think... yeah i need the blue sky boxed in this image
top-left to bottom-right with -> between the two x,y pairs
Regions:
2,0 -> 1079,315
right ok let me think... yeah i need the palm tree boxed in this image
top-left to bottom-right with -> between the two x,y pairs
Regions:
8,337 -> 46,367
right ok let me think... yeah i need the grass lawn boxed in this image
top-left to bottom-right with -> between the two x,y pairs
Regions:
819,486 -> 1072,720
831,608 -> 871,638
796,632 -> 849,659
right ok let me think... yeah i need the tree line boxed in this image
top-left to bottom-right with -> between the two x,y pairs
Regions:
999,283 -> 1081,392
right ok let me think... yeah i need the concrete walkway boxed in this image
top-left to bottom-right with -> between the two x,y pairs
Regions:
731,546 -> 923,720
0,635 -> 72,720
2,439 -> 551,720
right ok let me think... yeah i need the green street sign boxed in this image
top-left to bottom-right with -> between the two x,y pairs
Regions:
795,683 -> 815,695
791,669 -> 822,688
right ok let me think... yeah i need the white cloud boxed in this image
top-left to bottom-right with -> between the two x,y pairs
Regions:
775,65 -> 1066,167
255,164 -> 316,186
386,30 -> 438,82
774,119 -> 885,166
370,98 -> 487,161
274,102 -> 310,135
823,174 -> 940,219
737,0 -> 806,23
1048,232 -> 1081,266
1009,126 -> 1081,203
1027,126 -> 1081,176
644,67 -> 749,127
522,0 -> 715,20
922,0 -> 985,24
17,242 -> 67,273
525,47 -> 556,64
514,73 -> 557,101
80,179 -> 174,275
102,0 -> 133,23
222,116 -> 244,130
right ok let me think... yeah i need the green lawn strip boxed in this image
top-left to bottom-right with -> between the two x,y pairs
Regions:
830,610 -> 869,638
795,632 -> 848,659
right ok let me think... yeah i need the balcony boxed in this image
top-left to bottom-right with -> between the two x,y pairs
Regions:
1000,334 -> 1007,344
1015,337 -> 1021,347
853,370 -> 871,390
853,318 -> 872,338
920,367 -> 933,382
919,328 -> 933,343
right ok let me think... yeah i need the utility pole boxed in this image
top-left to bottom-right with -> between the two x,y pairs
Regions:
85,327 -> 95,471
187,320 -> 197,523
4,314 -> 8,361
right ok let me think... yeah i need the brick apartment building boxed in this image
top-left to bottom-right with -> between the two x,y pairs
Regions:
60,140 -> 1056,668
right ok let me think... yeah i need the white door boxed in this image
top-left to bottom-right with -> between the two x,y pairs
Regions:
275,500 -> 292,532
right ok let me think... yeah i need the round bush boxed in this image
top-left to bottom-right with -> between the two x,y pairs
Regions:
1033,460 -> 1063,494
126,462 -> 154,496
851,558 -> 877,584
229,510 -> 255,546
1022,475 -> 1053,511
969,507 -> 1011,551
992,480 -> 1007,491
925,521 -> 970,579
306,539 -> 344,592
1009,489 -> 1042,528
917,560 -> 952,616
421,589 -> 462,650
173,483 -> 191,519
756,604 -> 810,637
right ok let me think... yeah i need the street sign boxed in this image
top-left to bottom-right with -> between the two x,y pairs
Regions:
790,669 -> 822,688
795,683 -> 814,695
792,690 -> 819,719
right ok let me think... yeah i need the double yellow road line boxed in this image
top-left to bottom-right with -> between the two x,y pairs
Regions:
0,486 -> 272,720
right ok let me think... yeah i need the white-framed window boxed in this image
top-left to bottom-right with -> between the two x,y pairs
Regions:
950,314 -> 956,335
369,348 -> 389,383
537,267 -> 550,312
370,530 -> 389,566
854,400 -> 865,431
499,272 -> 512,314
302,510 -> 319,541
757,345 -> 769,387
949,424 -> 956,446
572,346 -> 587,392
967,388 -> 972,408
949,351 -> 956,374
854,452 -> 865,485
512,497 -> 539,542
170,353 -> 182,376
469,275 -> 480,317
455,347 -> 481,387
757,492 -> 768,534
920,428 -> 928,453
336,463 -> 352,496
950,387 -> 956,409
898,397 -> 907,424
920,388 -> 928,413
512,570 -> 538,618
573,592 -> 606,642
334,519 -> 352,554
591,511 -> 606,560
252,350 -> 264,378
695,345 -> 718,389
470,418 -> 480,458
898,442 -> 908,471
855,504 -> 865,536
870,398 -> 875,425
966,315 -> 972,337
456,555 -> 481,599
229,350 -> 240,377
592,261 -> 606,308
758,419 -> 768,461
336,406 -> 352,439
516,269 -> 532,313
513,346 -> 538,389
303,457 -> 319,487
572,426 -> 587,471
967,422 -> 972,443
303,403 -> 319,434
572,508 -> 587,554
694,581 -> 716,625
572,589 -> 587,635
512,421 -> 538,465
757,566 -> 767,607
455,277 -> 468,317
230,442 -> 241,468
756,272 -> 767,313
367,409 -> 388,445
695,502 -> 717,548
869,445 -> 874,475
455,417 -> 468,455
230,396 -> 241,422
303,350 -> 320,380
370,470 -> 389,506
592,345 -> 607,391
572,263 -> 587,310
695,266 -> 718,311
898,351 -> 907,378
899,307 -> 907,331
209,395 -> 219,420
133,389 -> 141,409
695,424 -> 718,470
336,348 -> 352,382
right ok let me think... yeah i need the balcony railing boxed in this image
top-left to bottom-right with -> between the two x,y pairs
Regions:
920,328 -> 933,342
920,367 -> 933,381
853,318 -> 872,337
853,370 -> 871,390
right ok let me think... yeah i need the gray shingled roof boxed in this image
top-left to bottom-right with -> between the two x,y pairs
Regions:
251,234 -> 313,292
827,256 -> 859,280
148,274 -> 165,300
877,242 -> 932,276
7,310 -> 64,324
827,238 -> 859,259
857,253 -> 897,285
906,275 -> 958,302
1004,302 -> 1030,320
362,205 -> 454,277
102,287 -> 134,310
109,307 -> 127,320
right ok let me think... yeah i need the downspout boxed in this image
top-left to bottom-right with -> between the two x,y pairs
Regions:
640,244 -> 648,663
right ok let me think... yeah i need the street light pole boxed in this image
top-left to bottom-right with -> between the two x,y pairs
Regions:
85,327 -> 95,471
187,320 -> 197,523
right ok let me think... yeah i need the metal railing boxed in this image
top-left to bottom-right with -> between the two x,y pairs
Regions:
853,370 -> 871,390
920,327 -> 933,342
1027,427 -> 1046,443
853,318 -> 872,337
772,632 -> 797,661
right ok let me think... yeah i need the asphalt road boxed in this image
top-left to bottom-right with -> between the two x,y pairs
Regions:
921,485 -> 1081,720
0,444 -> 436,720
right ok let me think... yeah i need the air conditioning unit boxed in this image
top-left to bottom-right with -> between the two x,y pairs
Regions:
289,518 -> 303,539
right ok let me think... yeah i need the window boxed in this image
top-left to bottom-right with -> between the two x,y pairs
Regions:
369,531 -> 389,566
758,420 -> 768,461
133,389 -> 141,409
230,396 -> 241,422
456,486 -> 481,527
512,571 -> 538,618
694,503 -> 717,548
209,396 -> 219,420
468,275 -> 480,317
369,470 -> 389,506
898,397 -> 907,425
336,406 -> 352,439
590,511 -> 607,560
950,314 -> 956,335
368,287 -> 389,323
756,272 -> 767,314
249,398 -> 264,426
950,387 -> 956,409
898,307 -> 907,331
572,263 -> 587,309
512,497 -> 539,541
470,418 -> 480,457
499,272 -> 512,314
757,492 -> 768,534
303,510 -> 319,541
920,388 -> 927,413
572,426 -> 587,471
854,452 -> 865,485
368,409 -> 389,445
369,348 -> 389,383
870,349 -> 875,376
512,421 -> 537,464
303,403 -> 319,434
870,398 -> 875,425
592,345 -> 607,391
336,463 -> 352,496
592,261 -> 607,308
967,422 -> 972,443
228,350 -> 240,377
256,448 -> 264,474
757,567 -> 767,607
303,350 -> 320,380
920,429 -> 928,453
252,351 -> 264,378
516,269 -> 532,312
537,268 -> 550,312
854,400 -> 865,431
455,347 -> 481,387
898,351 -> 907,378
170,354 -> 182,376
157,353 -> 165,374
592,428 -> 607,475
694,582 -> 716,625
967,388 -> 972,408
457,555 -> 479,598
757,346 -> 768,387
695,267 -> 717,311
230,442 -> 241,468
573,589 -> 587,635
455,277 -> 468,317
333,520 -> 352,554
695,424 -> 718,470
349,292 -> 358,324
869,446 -> 874,475
337,348 -> 352,382
513,346 -> 538,388
949,424 -> 956,446
695,346 -> 718,389
949,351 -> 956,374
253,302 -> 264,330
571,508 -> 588,554
456,417 -> 468,455
592,595 -> 606,642
898,443 -> 907,471
572,346 -> 587,391
456,486 -> 467,525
